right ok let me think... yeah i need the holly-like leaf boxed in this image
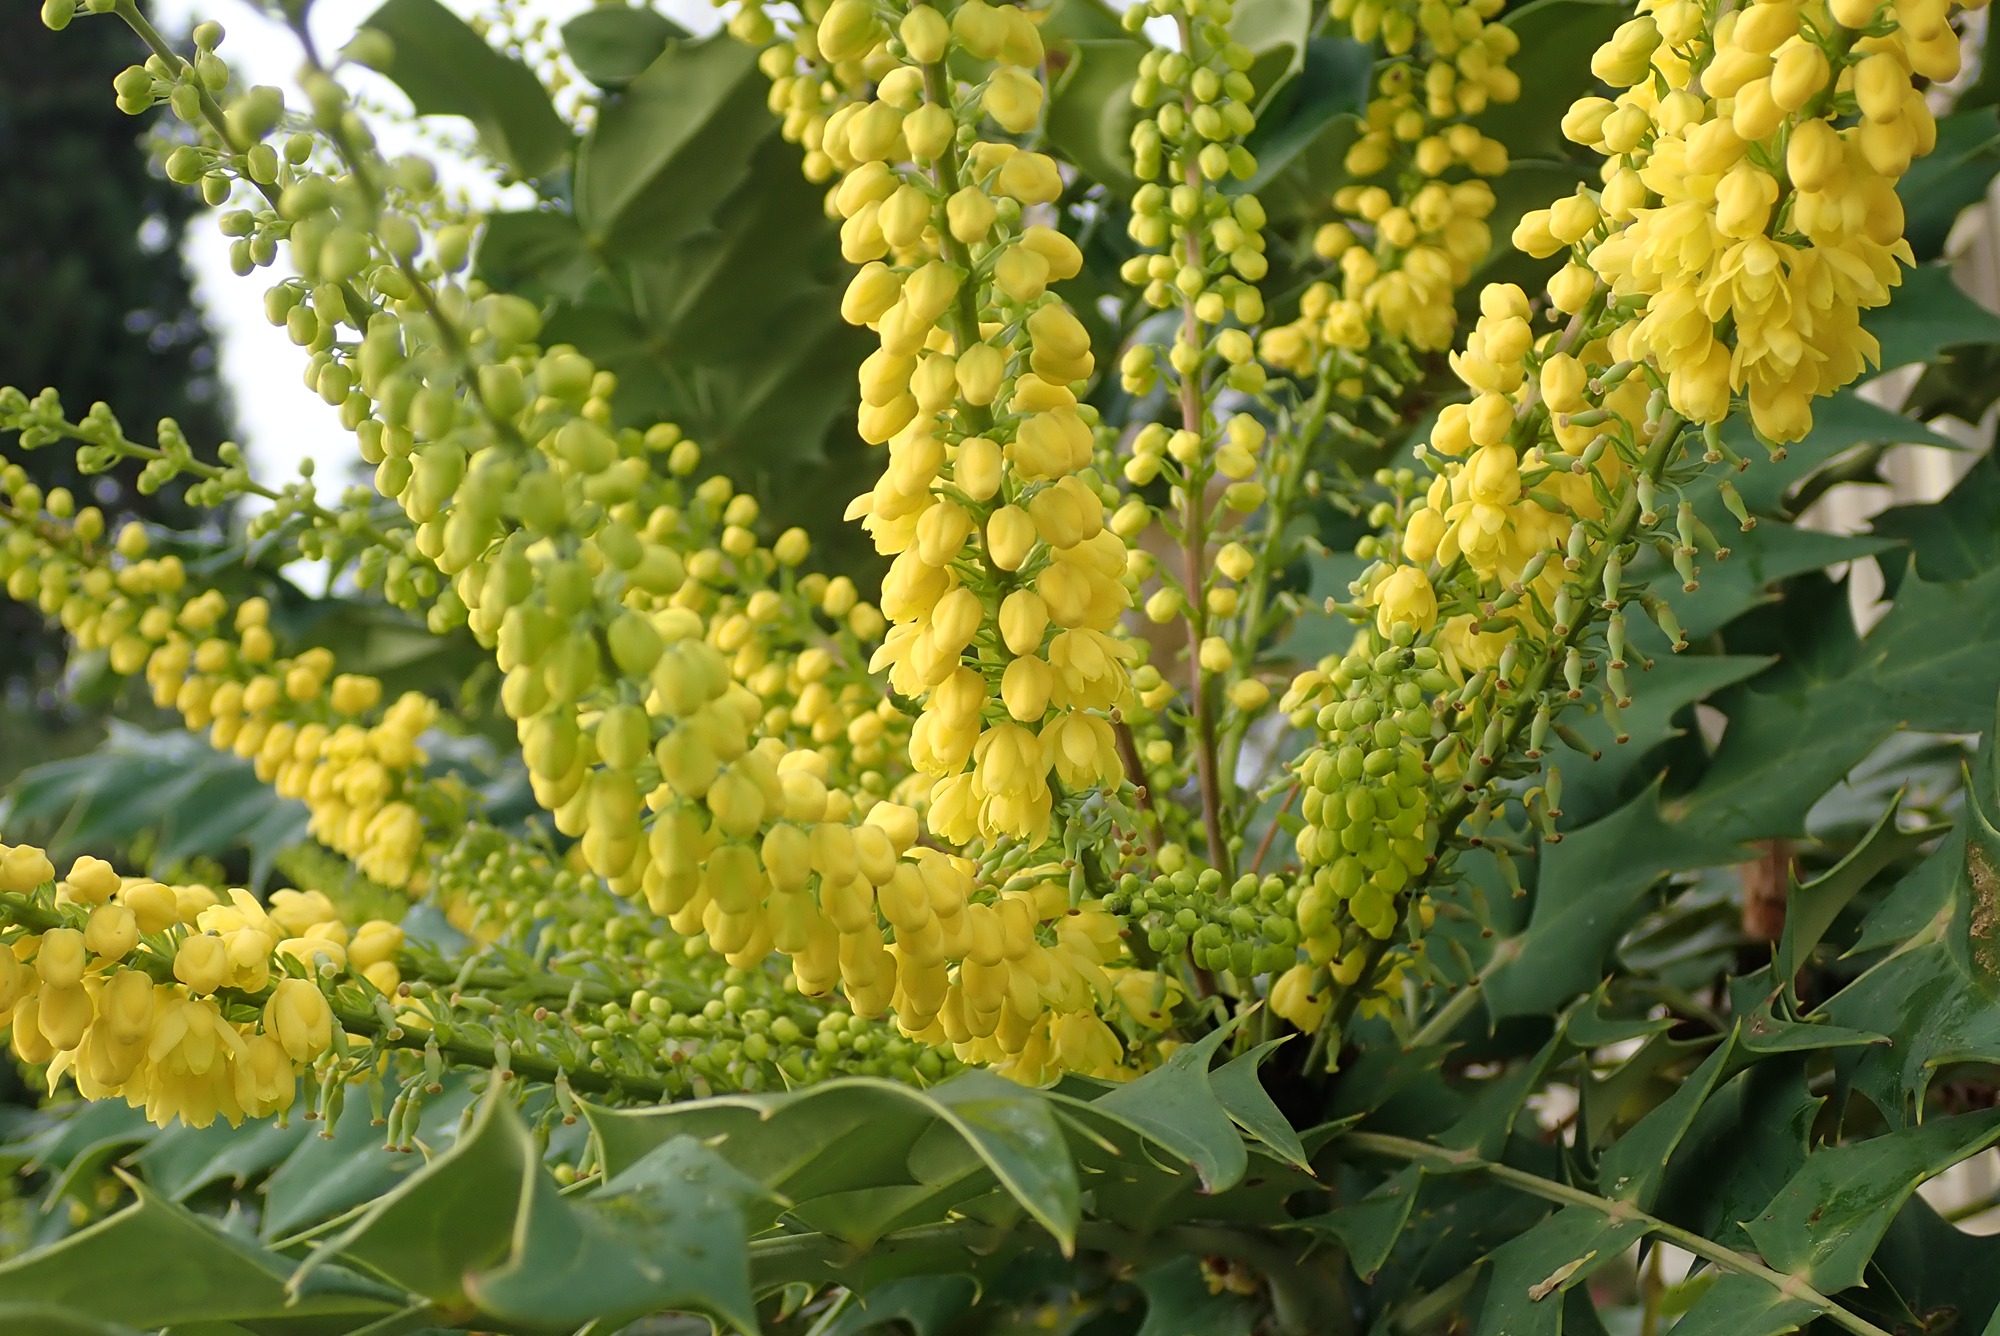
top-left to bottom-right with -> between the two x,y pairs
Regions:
357,0 -> 570,179
1744,1109 -> 2000,1292
1898,107 -> 2000,261
1210,1041 -> 1310,1171
296,1083 -> 531,1304
1096,1026 -> 1249,1193
466,1135 -> 772,1334
561,4 -> 685,89
1471,0 -> 1628,159
0,1181 -> 401,1329
1287,1165 -> 1420,1280
1475,1206 -> 1649,1336
573,35 -> 771,261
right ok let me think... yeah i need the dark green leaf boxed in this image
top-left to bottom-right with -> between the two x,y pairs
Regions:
1659,1271 -> 1818,1336
299,1085 -> 531,1304
133,1118 -> 307,1202
474,210 -> 598,305
1873,452 -> 2000,584
260,1076 -> 476,1241
1595,1031 -> 1733,1208
1096,1026 -> 1249,1193
1045,38 -> 1148,190
1745,1109 -> 2000,1292
1714,388 -> 1959,517
1134,1257 -> 1258,1336
0,1306 -> 136,1336
466,1135 -> 769,1334
573,35 -> 770,260
1287,1165 -> 1420,1280
1776,793 -> 1927,995
358,0 -> 570,178
561,4 -> 684,89
1238,37 -> 1370,194
1865,263 -> 2000,371
820,1276 -> 979,1336
1210,1040 -> 1309,1171
0,1183 -> 398,1329
1471,0 -> 1628,159
1474,1206 -> 1648,1336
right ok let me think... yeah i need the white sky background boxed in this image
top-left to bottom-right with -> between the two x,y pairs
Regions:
152,0 -> 725,497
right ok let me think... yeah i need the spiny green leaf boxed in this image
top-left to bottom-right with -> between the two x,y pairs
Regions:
573,35 -> 771,260
1285,1164 -> 1420,1280
1776,792 -> 1929,996
1596,1030 -> 1733,1208
466,1135 -> 771,1335
1656,1059 -> 1821,1254
820,1276 -> 979,1336
358,0 -> 570,178
1209,1040 -> 1310,1171
1096,1026 -> 1249,1193
260,1075 -> 477,1241
0,1181 -> 400,1329
1657,1271 -> 1819,1336
1134,1257 -> 1259,1336
1474,1205 -> 1649,1336
561,4 -> 684,89
1713,387 -> 1959,516
132,1117 -> 307,1202
1744,1109 -> 2000,1292
298,1084 -> 533,1304
1874,452 -> 2000,585
1898,107 -> 2000,261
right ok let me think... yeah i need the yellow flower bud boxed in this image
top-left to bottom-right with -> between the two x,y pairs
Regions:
1198,637 -> 1234,673
329,674 -> 382,715
994,246 -> 1050,302
999,590 -> 1049,656
63,855 -> 121,906
37,927 -> 87,988
994,150 -> 1063,205
983,67 -> 1044,134
38,981 -> 91,1051
841,262 -> 902,325
986,505 -> 1038,571
98,967 -> 155,1045
900,4 -> 950,62
84,904 -> 138,962
1002,655 -> 1054,721
956,344 -> 1005,406
265,977 -> 333,1063
0,845 -> 55,894
173,933 -> 229,995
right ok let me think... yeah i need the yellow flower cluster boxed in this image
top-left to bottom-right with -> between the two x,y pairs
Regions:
0,843 -> 400,1129
789,0 -> 1138,852
0,475 -> 440,889
1262,0 -> 1518,374
1524,0 -> 1960,443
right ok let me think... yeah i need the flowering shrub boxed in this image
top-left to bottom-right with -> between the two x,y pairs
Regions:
3,0 -> 2000,1329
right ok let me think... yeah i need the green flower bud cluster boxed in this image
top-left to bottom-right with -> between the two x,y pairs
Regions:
1106,867 -> 1300,981
1281,638 -> 1446,977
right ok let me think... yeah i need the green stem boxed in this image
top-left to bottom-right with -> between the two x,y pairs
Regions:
1342,1131 -> 1893,1336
